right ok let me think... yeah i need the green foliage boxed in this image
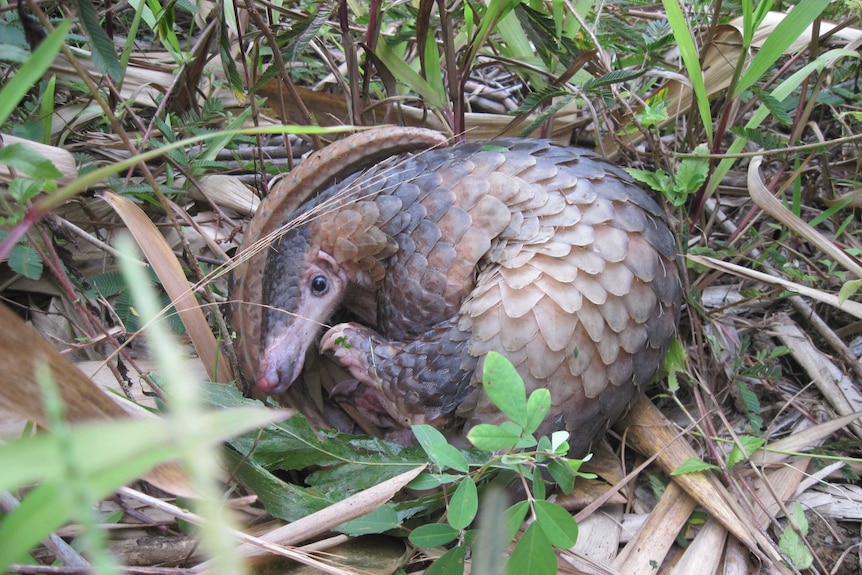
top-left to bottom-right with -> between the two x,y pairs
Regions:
626,144 -> 709,207
778,502 -> 814,570
410,352 -> 587,575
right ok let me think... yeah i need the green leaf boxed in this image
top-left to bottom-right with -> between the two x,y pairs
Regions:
734,0 -> 831,97
534,500 -> 578,549
508,522 -> 556,575
482,351 -> 527,426
9,241 -> 43,280
0,408 -> 285,572
661,0 -> 712,143
374,39 -> 448,111
778,502 -> 813,570
547,459 -> 575,494
337,504 -> 400,536
409,523 -> 459,548
839,279 -> 862,304
550,430 -> 569,454
504,500 -> 530,540
726,436 -> 766,466
626,168 -> 672,194
0,144 -> 63,180
447,479 -> 478,530
413,424 -> 469,473
0,21 -> 70,127
467,423 -> 521,452
74,0 -> 123,82
524,388 -> 551,436
674,152 -> 709,196
425,544 -> 466,575
671,457 -> 720,476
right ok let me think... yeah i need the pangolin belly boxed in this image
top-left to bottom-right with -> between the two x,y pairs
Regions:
236,135 -> 683,456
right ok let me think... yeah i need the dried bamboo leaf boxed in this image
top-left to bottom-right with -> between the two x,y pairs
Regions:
688,254 -> 862,320
197,465 -> 426,562
611,480 -> 696,574
102,191 -> 233,383
0,302 -> 192,496
748,155 -> 862,280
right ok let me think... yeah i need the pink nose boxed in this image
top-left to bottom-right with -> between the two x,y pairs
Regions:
256,355 -> 294,394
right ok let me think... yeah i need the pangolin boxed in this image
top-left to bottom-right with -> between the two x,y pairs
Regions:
232,129 -> 683,456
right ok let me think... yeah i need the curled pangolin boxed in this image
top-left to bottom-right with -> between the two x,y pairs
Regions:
232,129 -> 683,455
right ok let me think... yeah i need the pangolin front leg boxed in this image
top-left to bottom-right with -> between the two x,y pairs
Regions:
320,317 -> 475,431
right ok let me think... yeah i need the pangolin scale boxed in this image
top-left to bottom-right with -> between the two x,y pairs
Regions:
233,132 -> 683,456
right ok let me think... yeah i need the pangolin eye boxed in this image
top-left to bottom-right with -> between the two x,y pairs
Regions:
310,274 -> 329,296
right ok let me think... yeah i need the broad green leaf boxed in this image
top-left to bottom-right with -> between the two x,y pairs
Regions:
467,423 -> 521,452
426,544 -> 466,575
547,459 -> 575,494
447,479 -> 478,530
0,144 -> 63,180
726,436 -> 766,466
426,442 -> 469,473
0,21 -> 70,127
482,351 -> 527,426
778,502 -> 813,570
524,388 -> 551,435
504,501 -> 530,540
9,241 -> 43,280
839,279 -> 862,304
409,523 -> 459,548
672,457 -> 720,475
414,424 -> 469,473
550,430 -> 569,454
508,522 -> 556,575
337,504 -> 400,536
534,500 -> 578,549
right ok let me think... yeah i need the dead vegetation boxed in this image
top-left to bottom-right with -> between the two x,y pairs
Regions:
1,1 -> 862,574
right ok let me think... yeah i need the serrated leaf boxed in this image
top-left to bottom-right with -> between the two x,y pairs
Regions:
409,523 -> 459,548
674,157 -> 709,195
9,241 -> 43,280
337,504 -> 400,536
482,351 -> 527,426
426,544 -> 465,575
447,479 -> 478,530
467,423 -> 521,452
508,522 -> 556,575
778,502 -> 813,570
626,167 -> 671,194
726,436 -> 766,466
534,500 -> 578,549
524,388 -> 551,435
74,0 -> 123,82
671,457 -> 720,475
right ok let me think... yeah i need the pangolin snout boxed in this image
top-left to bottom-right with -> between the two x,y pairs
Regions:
256,329 -> 305,393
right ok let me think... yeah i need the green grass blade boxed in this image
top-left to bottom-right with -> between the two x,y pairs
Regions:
662,0 -> 713,143
0,20 -> 70,128
733,0 -> 831,97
